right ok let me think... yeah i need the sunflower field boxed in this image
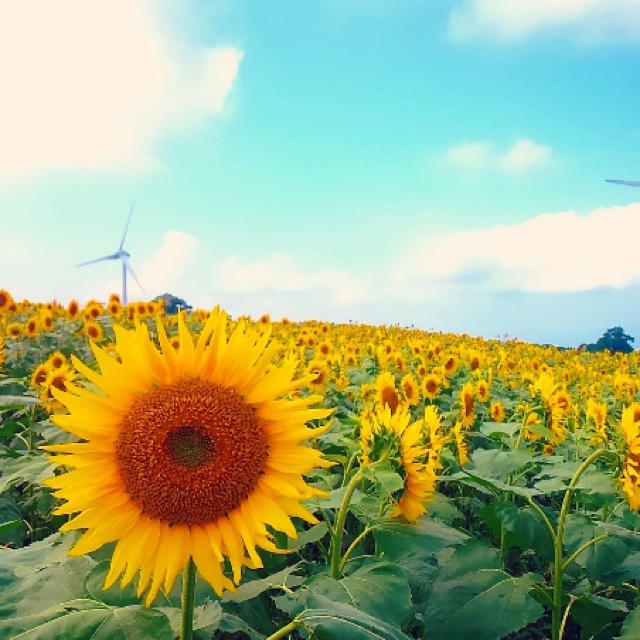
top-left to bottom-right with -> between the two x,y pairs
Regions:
4,290 -> 640,640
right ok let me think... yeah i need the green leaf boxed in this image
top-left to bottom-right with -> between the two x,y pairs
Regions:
0,493 -> 26,545
479,422 -> 520,437
0,395 -> 39,406
436,539 -> 501,580
0,533 -> 95,619
617,606 -> 640,639
297,600 -> 411,640
305,558 -> 412,627
286,523 -> 329,550
223,563 -> 305,604
572,594 -> 627,639
374,516 -> 468,561
482,501 -> 553,559
363,464 -> 404,500
425,570 -> 543,640
0,453 -> 54,493
0,598 -> 173,640
470,448 -> 533,479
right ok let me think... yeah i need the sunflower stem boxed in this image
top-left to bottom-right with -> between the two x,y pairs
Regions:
180,559 -> 196,640
551,448 -> 614,640
265,620 -> 302,640
329,467 -> 364,579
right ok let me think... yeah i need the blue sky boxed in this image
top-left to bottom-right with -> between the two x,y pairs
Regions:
2,0 -> 640,346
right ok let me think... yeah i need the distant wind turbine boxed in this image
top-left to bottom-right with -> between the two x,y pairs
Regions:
77,202 -> 145,304
605,179 -> 640,187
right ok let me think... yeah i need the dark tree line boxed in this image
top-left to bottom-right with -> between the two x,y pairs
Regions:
580,326 -> 635,353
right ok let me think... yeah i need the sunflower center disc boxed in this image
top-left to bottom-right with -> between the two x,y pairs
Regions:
166,425 -> 214,469
116,378 -> 268,526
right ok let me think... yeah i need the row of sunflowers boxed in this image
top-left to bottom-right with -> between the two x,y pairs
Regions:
2,288 -> 640,640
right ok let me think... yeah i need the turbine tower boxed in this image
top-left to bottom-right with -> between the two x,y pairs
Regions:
78,202 -> 145,304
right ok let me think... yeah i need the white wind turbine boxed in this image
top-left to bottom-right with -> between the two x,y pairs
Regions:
77,203 -> 145,304
605,179 -> 640,187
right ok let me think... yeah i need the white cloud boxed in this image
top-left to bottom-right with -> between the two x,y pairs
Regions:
449,0 -> 640,43
218,254 -> 370,305
446,139 -> 551,174
0,1 -> 243,180
446,142 -> 492,170
392,202 -> 640,294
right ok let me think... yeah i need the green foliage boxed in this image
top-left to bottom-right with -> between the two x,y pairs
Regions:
584,326 -> 635,353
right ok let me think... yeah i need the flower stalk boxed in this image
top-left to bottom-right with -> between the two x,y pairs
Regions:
180,559 -> 196,640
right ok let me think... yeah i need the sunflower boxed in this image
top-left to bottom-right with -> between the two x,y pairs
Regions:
0,289 -> 13,313
30,362 -> 50,387
476,379 -> 490,403
44,309 -> 332,605
317,340 -> 333,358
620,404 -> 640,510
47,351 -> 67,370
108,300 -> 122,317
522,411 -> 542,441
443,354 -> 459,377
40,365 -> 76,412
586,398 -> 607,444
400,373 -> 420,407
375,371 -> 399,414
423,406 -> 445,472
422,373 -> 441,401
41,312 -> 54,332
68,299 -> 80,319
307,359 -> 330,390
6,322 -> 23,339
25,316 -> 40,338
84,321 -> 104,342
85,302 -> 104,320
452,422 -> 469,465
359,405 -> 435,522
459,382 -> 475,428
490,401 -> 505,423
468,350 -> 482,372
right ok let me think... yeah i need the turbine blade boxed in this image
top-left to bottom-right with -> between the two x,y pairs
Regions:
77,253 -> 120,267
119,201 -> 135,250
605,179 -> 640,187
123,257 -> 145,293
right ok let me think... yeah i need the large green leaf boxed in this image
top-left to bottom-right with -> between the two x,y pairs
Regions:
297,600 -> 411,640
470,449 -> 533,479
0,395 -> 39,406
0,533 -> 94,619
0,598 -> 173,640
617,606 -> 640,639
374,516 -> 468,560
482,501 -> 553,560
0,453 -> 54,493
572,594 -> 627,639
425,571 -> 543,640
0,493 -> 26,545
424,540 -> 543,640
305,558 -> 412,627
479,422 -> 520,438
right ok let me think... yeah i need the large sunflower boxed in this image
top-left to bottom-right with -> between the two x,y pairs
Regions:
44,309 -> 332,605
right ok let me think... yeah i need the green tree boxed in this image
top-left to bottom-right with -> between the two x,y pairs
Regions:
154,293 -> 192,315
589,326 -> 634,353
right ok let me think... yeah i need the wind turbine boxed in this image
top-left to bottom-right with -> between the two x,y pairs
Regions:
77,202 -> 145,304
605,179 -> 640,187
